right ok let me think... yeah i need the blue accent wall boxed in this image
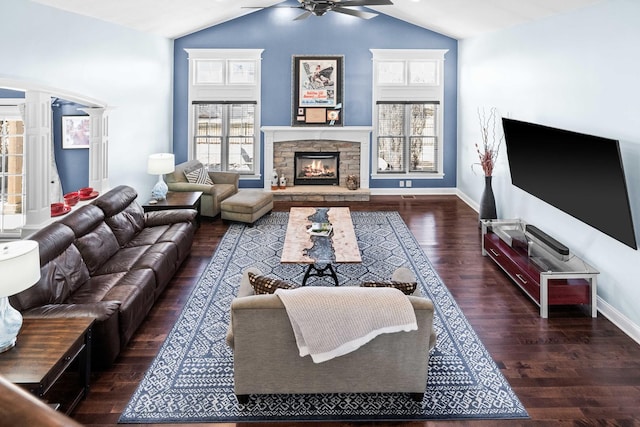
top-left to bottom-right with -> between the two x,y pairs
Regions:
174,4 -> 458,189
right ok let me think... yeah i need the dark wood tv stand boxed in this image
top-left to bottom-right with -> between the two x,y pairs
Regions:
481,219 -> 598,318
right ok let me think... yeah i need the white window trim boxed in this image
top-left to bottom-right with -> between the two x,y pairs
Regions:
186,49 -> 263,179
370,49 -> 447,179
0,100 -> 23,118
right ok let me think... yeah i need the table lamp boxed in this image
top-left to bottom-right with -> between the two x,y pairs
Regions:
147,153 -> 175,201
0,240 -> 40,353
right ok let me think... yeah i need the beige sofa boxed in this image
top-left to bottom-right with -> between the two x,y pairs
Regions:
226,267 -> 436,404
165,160 -> 239,217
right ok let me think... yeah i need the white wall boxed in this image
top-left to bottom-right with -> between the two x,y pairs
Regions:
1,0 -> 174,196
458,0 -> 640,337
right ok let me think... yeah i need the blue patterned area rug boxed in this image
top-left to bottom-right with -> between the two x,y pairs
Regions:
119,211 -> 528,423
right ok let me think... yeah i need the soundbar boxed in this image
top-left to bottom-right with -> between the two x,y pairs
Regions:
525,224 -> 569,256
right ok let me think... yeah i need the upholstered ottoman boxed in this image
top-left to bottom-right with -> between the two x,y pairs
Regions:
221,190 -> 273,226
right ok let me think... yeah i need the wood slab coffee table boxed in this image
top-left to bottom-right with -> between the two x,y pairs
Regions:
281,207 -> 361,286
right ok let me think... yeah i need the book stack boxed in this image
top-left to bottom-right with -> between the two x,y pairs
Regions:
307,222 -> 332,237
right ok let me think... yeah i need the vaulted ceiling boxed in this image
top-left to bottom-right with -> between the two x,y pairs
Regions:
31,0 -> 603,40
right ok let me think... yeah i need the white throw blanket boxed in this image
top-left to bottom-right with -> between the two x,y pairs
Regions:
275,286 -> 418,363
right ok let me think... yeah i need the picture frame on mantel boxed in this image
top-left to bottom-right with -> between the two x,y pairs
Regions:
62,115 -> 90,149
292,55 -> 343,126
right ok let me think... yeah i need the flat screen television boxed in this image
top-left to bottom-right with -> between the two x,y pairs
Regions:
502,117 -> 637,250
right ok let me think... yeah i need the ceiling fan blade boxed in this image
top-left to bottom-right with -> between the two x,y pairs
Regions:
332,6 -> 378,19
335,0 -> 393,6
294,10 -> 313,20
241,5 -> 299,9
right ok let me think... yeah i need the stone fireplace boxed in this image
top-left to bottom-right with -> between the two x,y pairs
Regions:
273,140 -> 358,188
261,126 -> 372,192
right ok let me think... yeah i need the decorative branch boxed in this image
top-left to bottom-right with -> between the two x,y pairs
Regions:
472,107 -> 503,177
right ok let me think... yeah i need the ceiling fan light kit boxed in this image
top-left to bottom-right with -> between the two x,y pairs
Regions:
245,0 -> 394,20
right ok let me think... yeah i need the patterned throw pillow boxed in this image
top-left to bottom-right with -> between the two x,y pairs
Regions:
360,280 -> 417,295
248,272 -> 297,294
184,167 -> 214,185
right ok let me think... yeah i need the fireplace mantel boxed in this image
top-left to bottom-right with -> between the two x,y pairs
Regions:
261,126 -> 372,191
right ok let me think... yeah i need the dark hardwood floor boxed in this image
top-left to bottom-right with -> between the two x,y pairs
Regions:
72,196 -> 640,426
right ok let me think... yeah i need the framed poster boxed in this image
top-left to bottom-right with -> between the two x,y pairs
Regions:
62,115 -> 90,149
292,55 -> 343,126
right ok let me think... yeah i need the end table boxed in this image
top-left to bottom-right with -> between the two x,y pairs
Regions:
0,317 -> 94,415
142,191 -> 203,227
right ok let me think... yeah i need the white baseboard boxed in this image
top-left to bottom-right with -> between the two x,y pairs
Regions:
597,298 -> 640,345
370,187 -> 458,196
455,189 -> 479,212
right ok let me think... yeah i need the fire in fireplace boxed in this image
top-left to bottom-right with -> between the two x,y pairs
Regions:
294,152 -> 340,186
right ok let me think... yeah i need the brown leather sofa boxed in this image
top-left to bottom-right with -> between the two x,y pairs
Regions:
10,185 -> 197,369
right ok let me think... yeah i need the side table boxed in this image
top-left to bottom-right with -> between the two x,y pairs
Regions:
142,191 -> 203,227
0,317 -> 94,415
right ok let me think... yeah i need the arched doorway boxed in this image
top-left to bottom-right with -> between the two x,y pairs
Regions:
0,79 -> 110,237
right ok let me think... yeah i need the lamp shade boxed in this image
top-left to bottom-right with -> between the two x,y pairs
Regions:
147,153 -> 175,175
0,240 -> 40,298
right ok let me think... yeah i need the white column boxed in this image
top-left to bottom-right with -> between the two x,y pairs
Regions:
22,91 -> 53,235
359,137 -> 370,190
81,107 -> 110,192
263,130 -> 275,191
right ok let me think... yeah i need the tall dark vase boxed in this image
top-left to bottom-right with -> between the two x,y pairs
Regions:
479,175 -> 497,221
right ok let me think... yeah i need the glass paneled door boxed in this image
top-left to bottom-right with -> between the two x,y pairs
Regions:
0,113 -> 25,233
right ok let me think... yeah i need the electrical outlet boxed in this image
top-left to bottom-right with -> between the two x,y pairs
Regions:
406,180 -> 412,188
399,180 -> 405,187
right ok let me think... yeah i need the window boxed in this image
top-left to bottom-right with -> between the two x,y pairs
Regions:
186,49 -> 263,178
193,102 -> 255,173
371,49 -> 447,177
377,102 -> 438,173
0,108 -> 25,233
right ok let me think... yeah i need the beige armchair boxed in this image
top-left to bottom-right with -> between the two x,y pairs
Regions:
166,160 -> 239,217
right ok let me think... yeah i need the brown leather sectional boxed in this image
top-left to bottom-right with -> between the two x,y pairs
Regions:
10,185 -> 197,368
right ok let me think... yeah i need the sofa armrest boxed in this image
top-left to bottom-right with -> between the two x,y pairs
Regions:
406,295 -> 434,311
407,296 -> 437,349
226,293 -> 282,349
167,181 -> 215,195
210,171 -> 240,186
22,301 -> 120,321
145,209 -> 197,227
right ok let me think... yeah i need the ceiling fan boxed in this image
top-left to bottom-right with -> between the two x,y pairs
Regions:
245,0 -> 394,21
